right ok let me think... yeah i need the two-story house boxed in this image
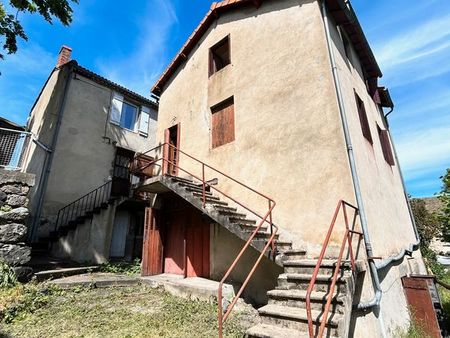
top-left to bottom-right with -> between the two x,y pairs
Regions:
131,0 -> 433,337
24,46 -> 158,264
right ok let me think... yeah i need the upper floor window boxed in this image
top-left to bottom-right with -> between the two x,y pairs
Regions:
211,97 -> 234,148
355,92 -> 373,144
377,125 -> 395,166
110,92 -> 150,136
209,35 -> 230,77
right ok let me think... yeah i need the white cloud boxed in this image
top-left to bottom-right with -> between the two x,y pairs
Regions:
1,42 -> 55,76
375,14 -> 450,69
96,0 -> 179,97
395,126 -> 450,182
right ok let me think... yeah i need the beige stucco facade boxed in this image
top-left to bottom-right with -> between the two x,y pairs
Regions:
153,0 -> 426,336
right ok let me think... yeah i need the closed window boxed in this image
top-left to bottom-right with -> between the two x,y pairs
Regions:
110,92 -> 150,136
211,97 -> 234,149
209,35 -> 230,76
355,92 -> 373,144
377,125 -> 395,166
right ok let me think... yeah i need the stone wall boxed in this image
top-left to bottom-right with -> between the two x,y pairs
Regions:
0,169 -> 35,277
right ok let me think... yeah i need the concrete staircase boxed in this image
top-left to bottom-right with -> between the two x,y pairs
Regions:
135,175 -> 293,263
246,250 -> 359,338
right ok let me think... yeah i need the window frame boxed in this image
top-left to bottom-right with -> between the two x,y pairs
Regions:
354,91 -> 373,144
211,96 -> 235,149
119,100 -> 139,132
209,35 -> 231,77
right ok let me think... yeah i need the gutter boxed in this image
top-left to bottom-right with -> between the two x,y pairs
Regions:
30,65 -> 73,241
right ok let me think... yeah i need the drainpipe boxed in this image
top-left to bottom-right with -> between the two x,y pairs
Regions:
320,0 -> 384,314
30,65 -> 73,242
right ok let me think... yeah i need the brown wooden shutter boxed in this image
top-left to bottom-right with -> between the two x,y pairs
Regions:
211,98 -> 235,148
377,126 -> 395,166
355,92 -> 373,144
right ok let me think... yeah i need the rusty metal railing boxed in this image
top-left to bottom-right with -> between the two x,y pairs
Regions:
131,143 -> 278,337
306,200 -> 362,338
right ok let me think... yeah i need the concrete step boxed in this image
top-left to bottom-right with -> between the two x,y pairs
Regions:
216,209 -> 246,218
245,323 -> 307,338
170,176 -> 195,185
258,304 -> 343,335
240,223 -> 268,232
283,259 -> 351,275
183,186 -> 213,195
280,249 -> 308,260
192,191 -> 221,201
267,289 -> 344,313
245,231 -> 280,240
276,273 -> 347,293
213,205 -> 237,213
34,266 -> 100,282
229,217 -> 256,225
204,199 -> 228,206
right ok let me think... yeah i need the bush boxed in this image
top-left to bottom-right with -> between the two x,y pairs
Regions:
99,258 -> 141,275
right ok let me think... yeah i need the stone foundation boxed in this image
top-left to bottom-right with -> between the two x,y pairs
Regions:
0,169 -> 35,278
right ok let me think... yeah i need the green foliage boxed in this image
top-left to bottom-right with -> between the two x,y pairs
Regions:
437,168 -> 450,242
0,205 -> 12,212
410,199 -> 444,278
99,258 -> 142,276
0,283 -> 63,323
396,319 -> 431,338
0,0 -> 78,60
0,261 -> 17,288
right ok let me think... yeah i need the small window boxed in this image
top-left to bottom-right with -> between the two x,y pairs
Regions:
377,125 -> 395,166
110,92 -> 139,132
341,28 -> 353,66
209,36 -> 230,76
355,92 -> 373,144
211,97 -> 234,148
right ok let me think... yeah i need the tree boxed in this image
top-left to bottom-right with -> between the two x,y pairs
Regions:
0,0 -> 78,60
438,168 -> 450,242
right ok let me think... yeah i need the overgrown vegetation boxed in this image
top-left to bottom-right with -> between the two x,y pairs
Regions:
99,258 -> 141,275
0,261 -> 17,288
410,198 -> 445,278
396,319 -> 431,338
437,168 -> 450,243
1,284 -> 247,338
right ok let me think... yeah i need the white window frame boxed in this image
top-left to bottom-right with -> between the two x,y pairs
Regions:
109,91 -> 140,133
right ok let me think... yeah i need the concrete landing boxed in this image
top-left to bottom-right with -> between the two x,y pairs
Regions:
49,272 -> 139,288
140,273 -> 235,303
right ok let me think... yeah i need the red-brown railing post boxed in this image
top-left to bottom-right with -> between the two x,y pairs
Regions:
162,142 -> 169,175
202,163 -> 206,207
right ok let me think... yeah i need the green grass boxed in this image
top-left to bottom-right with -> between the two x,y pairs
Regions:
437,270 -> 450,328
0,284 -> 247,338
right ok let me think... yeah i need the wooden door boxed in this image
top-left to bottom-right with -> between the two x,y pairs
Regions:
164,124 -> 180,176
163,210 -> 186,275
186,208 -> 210,278
141,208 -> 163,276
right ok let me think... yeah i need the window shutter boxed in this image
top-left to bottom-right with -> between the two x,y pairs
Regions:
110,92 -> 123,124
211,98 -> 235,148
378,126 -> 395,166
139,106 -> 150,135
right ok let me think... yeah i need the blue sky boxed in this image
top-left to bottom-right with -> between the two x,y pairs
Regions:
0,0 -> 449,197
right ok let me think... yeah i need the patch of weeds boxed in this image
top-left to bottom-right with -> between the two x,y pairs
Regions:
438,270 -> 450,332
395,319 -> 431,338
99,258 -> 141,275
0,261 -> 17,288
0,282 -> 64,324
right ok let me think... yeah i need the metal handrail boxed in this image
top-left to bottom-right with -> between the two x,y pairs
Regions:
305,200 -> 362,338
54,180 -> 113,233
131,143 -> 278,337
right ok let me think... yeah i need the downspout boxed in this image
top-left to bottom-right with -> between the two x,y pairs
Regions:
30,65 -> 73,241
320,0 -> 383,312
